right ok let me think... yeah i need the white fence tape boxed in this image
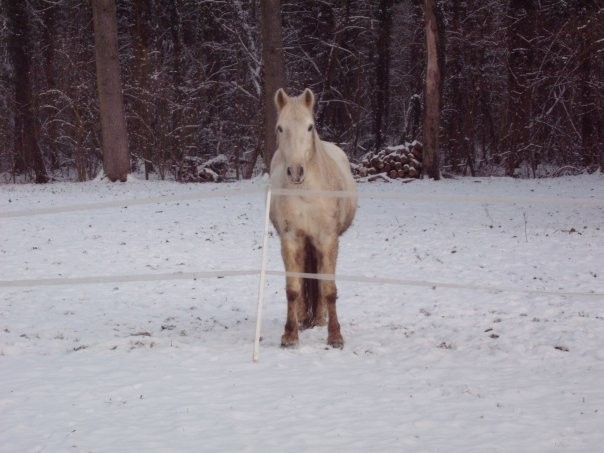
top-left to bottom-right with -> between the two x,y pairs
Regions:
2,184 -> 603,219
1,268 -> 601,299
0,270 -> 259,288
273,271 -> 603,299
0,186 -> 267,218
271,187 -> 604,207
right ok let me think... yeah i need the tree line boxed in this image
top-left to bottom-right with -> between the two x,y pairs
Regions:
1,0 -> 602,183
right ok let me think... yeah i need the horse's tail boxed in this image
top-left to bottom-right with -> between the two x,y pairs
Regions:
303,236 -> 319,327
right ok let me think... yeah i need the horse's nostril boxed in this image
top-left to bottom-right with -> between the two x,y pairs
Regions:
286,166 -> 304,182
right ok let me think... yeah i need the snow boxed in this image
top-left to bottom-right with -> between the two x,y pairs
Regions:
1,174 -> 603,452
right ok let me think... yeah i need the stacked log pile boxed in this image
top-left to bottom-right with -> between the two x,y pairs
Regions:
353,141 -> 423,179
180,154 -> 228,182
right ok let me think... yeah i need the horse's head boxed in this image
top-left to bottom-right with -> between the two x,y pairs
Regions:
274,88 -> 317,185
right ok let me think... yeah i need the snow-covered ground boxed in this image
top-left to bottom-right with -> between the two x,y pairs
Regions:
1,174 -> 603,452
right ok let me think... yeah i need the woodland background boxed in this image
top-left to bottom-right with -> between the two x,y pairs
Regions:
1,0 -> 603,183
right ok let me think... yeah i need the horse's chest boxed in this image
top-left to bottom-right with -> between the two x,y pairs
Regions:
280,197 -> 335,235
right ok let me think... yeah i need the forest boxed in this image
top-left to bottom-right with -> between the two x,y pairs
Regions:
1,0 -> 602,183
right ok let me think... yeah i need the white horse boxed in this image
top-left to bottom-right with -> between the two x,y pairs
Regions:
269,88 -> 357,348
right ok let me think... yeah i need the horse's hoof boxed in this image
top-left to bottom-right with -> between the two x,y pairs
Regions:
327,334 -> 344,349
281,334 -> 299,348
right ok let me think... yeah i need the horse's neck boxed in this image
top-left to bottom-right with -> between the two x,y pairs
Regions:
311,132 -> 343,190
312,130 -> 325,157
312,131 -> 329,169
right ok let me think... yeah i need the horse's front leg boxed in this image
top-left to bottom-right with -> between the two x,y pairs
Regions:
280,234 -> 305,347
317,236 -> 343,348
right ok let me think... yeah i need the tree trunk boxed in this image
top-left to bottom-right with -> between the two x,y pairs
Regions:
6,0 -> 49,183
132,0 -> 153,179
444,0 -> 463,173
169,2 -> 185,172
374,0 -> 394,151
92,0 -> 130,182
577,5 -> 601,169
317,0 -> 351,129
43,2 -> 59,172
506,0 -> 535,176
260,0 -> 286,171
422,0 -> 441,180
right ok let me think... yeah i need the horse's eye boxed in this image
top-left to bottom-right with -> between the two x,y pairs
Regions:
307,124 -> 314,132
277,125 -> 283,133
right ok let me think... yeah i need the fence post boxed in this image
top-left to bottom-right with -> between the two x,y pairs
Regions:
253,186 -> 272,362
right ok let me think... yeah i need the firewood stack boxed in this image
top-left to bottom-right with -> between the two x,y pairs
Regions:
180,154 -> 228,182
354,141 -> 423,179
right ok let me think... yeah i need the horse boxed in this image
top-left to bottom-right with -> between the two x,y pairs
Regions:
269,88 -> 357,348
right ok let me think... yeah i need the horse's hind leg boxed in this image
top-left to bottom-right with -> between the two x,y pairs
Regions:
280,234 -> 305,347
317,236 -> 343,348
304,238 -> 323,328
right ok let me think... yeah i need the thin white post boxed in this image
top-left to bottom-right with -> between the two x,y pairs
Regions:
253,186 -> 272,362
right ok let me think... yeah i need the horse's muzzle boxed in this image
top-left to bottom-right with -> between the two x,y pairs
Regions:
286,165 -> 305,184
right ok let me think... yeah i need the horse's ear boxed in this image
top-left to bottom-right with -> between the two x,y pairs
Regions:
302,88 -> 315,111
275,88 -> 288,112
